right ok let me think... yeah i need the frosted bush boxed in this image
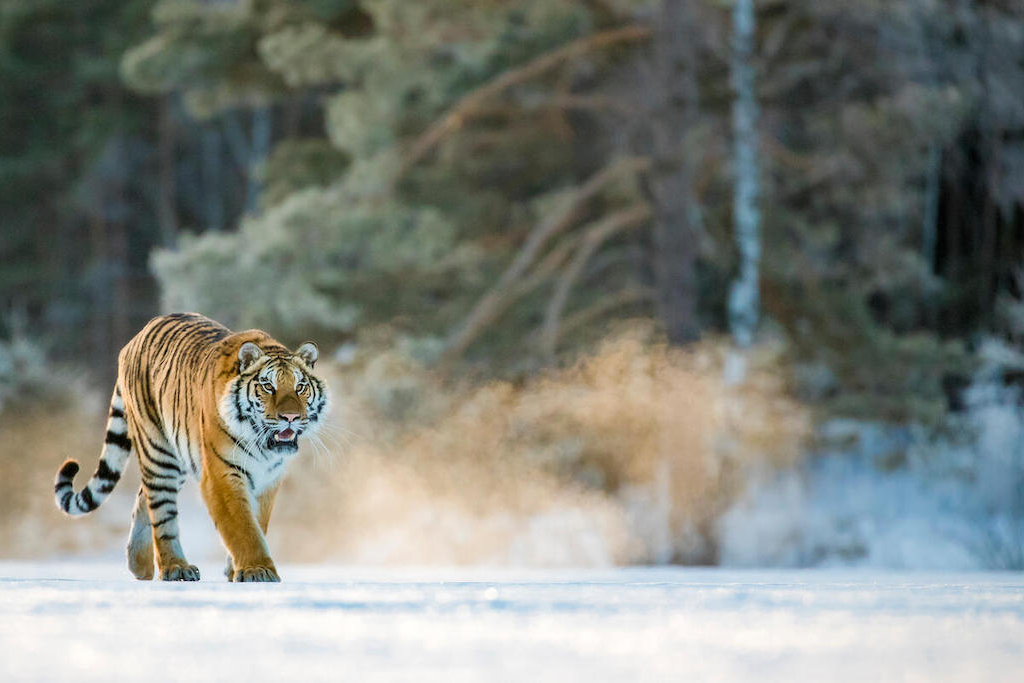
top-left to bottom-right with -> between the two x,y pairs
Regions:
0,337 -> 70,412
719,339 -> 1024,570
151,177 -> 464,341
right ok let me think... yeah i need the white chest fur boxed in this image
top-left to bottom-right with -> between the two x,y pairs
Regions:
245,448 -> 296,494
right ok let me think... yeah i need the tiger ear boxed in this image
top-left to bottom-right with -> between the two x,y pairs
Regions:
295,341 -> 318,369
238,342 -> 264,373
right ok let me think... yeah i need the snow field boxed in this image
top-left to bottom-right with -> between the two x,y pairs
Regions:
1,564 -> 1022,682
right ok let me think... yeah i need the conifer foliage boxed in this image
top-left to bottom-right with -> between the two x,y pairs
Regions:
145,0 -> 662,368
2,1 -> 1022,422
138,1 -> 1024,421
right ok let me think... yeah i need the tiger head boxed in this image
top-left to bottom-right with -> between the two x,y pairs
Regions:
221,338 -> 328,454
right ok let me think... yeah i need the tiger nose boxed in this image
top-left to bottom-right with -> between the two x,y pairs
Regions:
280,413 -> 300,423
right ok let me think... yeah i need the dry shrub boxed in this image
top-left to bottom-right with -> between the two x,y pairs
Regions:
4,328 -> 809,567
0,389 -> 139,559
274,327 -> 810,566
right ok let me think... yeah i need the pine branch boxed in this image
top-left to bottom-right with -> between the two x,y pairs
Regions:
438,233 -> 580,369
439,204 -> 649,368
544,94 -> 637,115
439,157 -> 650,364
539,204 -> 652,359
556,285 -> 655,344
394,24 -> 652,184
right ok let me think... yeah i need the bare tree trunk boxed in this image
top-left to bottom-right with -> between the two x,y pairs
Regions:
109,214 -> 130,353
921,144 -> 941,327
645,0 -> 703,344
111,133 -> 130,354
247,106 -> 272,214
156,95 -> 178,248
284,95 -> 302,139
223,110 -> 252,172
922,144 -> 941,271
89,205 -> 109,367
727,0 -> 761,352
980,147 -> 998,326
201,126 -> 224,231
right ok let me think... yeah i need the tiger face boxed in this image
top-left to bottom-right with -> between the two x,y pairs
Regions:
223,340 -> 328,454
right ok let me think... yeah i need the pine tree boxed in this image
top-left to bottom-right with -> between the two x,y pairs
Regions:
146,0 -> 661,367
133,0 -> 1024,420
0,0 -> 162,372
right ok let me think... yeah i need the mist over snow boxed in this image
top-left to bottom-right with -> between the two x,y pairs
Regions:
720,348 -> 1024,571
16,338 -> 1022,574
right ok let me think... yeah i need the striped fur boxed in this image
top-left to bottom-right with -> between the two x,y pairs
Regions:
53,387 -> 131,515
53,313 -> 328,582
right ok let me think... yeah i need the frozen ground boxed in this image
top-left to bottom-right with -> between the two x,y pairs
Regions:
0,563 -> 1021,682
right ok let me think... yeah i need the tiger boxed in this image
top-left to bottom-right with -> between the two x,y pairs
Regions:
53,312 -> 328,582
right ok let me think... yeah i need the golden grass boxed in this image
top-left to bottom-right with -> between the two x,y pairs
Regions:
0,398 -> 139,559
273,327 -> 810,565
3,327 -> 809,566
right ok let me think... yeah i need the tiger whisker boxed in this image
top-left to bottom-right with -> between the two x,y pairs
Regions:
315,423 -> 359,450
310,428 -> 349,452
317,422 -> 365,441
307,432 -> 337,470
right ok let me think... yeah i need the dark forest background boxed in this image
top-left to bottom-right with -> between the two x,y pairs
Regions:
2,0 -> 1023,567
3,0 -> 1024,420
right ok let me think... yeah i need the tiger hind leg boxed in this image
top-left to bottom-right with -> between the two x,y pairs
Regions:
126,486 -> 154,580
146,479 -> 200,581
136,436 -> 199,581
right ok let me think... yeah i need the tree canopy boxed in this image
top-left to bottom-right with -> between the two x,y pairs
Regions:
2,0 -> 1023,421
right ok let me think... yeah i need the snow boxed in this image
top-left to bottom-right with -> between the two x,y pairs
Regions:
719,369 -> 1024,571
1,563 -> 1021,682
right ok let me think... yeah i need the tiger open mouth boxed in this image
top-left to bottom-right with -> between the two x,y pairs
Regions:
266,427 -> 300,451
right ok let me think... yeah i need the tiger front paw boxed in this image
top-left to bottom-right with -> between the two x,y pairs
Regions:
231,564 -> 280,583
159,562 -> 201,581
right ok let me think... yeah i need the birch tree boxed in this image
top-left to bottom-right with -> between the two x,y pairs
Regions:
725,0 -> 760,384
728,0 -> 760,351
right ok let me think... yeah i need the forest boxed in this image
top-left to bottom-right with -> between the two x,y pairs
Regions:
1,0 -> 1022,568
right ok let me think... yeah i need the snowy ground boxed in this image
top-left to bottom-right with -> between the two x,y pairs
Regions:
1,563 -> 1021,682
